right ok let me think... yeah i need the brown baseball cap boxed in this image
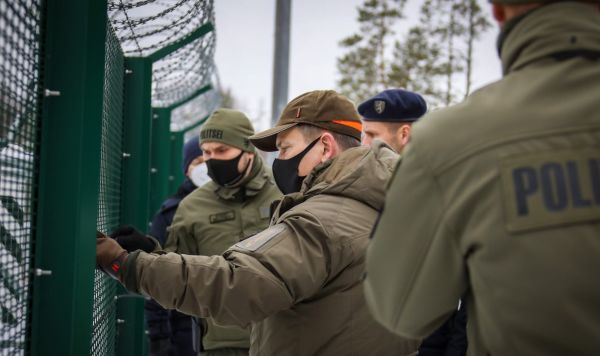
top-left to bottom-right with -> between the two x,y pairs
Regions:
249,90 -> 362,152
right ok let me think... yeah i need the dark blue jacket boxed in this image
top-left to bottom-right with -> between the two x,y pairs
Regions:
419,301 -> 468,356
146,179 -> 197,356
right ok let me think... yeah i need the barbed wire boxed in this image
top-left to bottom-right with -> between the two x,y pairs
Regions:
171,87 -> 221,133
108,0 -> 216,113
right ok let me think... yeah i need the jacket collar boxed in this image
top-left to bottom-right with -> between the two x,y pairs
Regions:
271,141 -> 398,221
213,154 -> 271,201
499,2 -> 600,75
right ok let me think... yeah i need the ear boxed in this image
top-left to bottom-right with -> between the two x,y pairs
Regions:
238,151 -> 255,173
492,3 -> 506,26
244,151 -> 255,166
396,124 -> 412,147
319,132 -> 339,163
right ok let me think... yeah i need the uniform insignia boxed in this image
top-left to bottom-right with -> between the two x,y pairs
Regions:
234,224 -> 286,252
209,210 -> 236,224
200,128 -> 224,140
501,149 -> 600,232
374,100 -> 386,114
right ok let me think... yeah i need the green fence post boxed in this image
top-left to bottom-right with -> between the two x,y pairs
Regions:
149,108 -> 172,217
118,57 -> 153,356
169,131 -> 185,193
30,0 -> 108,354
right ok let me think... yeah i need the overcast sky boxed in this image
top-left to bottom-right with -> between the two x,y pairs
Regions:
214,0 -> 503,131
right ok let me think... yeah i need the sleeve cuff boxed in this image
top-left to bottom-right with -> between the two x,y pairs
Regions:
121,250 -> 142,293
147,235 -> 162,253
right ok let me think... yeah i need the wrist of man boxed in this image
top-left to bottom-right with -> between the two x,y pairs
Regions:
146,235 -> 162,253
104,251 -> 128,281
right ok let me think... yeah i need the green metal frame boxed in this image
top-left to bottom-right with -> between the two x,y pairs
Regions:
149,108 -> 172,216
169,131 -> 186,193
147,23 -> 214,63
117,57 -> 154,356
28,1 -> 216,354
167,113 -> 211,194
117,27 -> 214,353
31,0 -> 108,354
148,82 -> 212,216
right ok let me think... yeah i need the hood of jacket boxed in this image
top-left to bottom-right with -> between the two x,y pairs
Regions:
499,2 -> 600,75
299,140 -> 398,212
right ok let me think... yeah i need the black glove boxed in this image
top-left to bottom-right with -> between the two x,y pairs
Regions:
110,225 -> 156,253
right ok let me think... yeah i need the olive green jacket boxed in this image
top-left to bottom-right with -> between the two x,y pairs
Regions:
164,156 -> 281,351
123,141 -> 419,355
365,3 -> 600,356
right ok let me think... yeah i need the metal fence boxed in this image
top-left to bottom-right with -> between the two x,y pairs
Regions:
0,0 -> 43,353
91,24 -> 124,356
0,0 -> 218,354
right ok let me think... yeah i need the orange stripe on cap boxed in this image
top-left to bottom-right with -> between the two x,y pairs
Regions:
332,120 -> 362,132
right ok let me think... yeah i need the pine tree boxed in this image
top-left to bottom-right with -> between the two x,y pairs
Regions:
337,0 -> 491,108
337,0 -> 406,104
426,0 -> 467,106
388,0 -> 445,108
460,0 -> 492,98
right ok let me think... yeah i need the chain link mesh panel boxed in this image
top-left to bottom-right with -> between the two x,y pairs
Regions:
91,24 -> 125,356
0,0 -> 43,353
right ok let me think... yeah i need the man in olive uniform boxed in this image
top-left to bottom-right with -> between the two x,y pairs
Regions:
358,88 -> 427,153
365,1 -> 600,355
97,90 -> 419,356
165,109 -> 282,355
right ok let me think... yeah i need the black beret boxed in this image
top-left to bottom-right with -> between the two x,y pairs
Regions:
358,89 -> 427,122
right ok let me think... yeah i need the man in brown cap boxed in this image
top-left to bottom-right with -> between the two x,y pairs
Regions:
97,90 -> 419,355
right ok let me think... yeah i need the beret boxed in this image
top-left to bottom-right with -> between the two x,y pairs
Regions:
358,89 -> 427,122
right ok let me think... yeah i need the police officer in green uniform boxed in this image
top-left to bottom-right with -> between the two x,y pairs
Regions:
96,90 -> 420,356
365,1 -> 600,355
165,109 -> 282,356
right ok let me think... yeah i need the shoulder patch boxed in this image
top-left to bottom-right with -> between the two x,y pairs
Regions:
209,210 -> 236,224
501,148 -> 600,232
234,224 -> 286,252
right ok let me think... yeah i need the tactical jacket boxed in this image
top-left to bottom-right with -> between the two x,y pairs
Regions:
365,3 -> 600,356
123,141 -> 419,356
164,156 -> 281,351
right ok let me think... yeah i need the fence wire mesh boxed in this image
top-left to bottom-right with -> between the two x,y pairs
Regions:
91,24 -> 125,356
0,0 -> 43,353
108,0 -> 216,109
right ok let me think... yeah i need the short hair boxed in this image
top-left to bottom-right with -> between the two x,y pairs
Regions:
385,121 -> 412,135
297,124 -> 361,151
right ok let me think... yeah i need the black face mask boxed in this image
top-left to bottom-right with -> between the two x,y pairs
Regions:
206,151 -> 245,187
272,138 -> 320,195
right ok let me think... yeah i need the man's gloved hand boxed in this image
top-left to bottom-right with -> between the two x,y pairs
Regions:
110,225 -> 157,253
96,234 -> 128,281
